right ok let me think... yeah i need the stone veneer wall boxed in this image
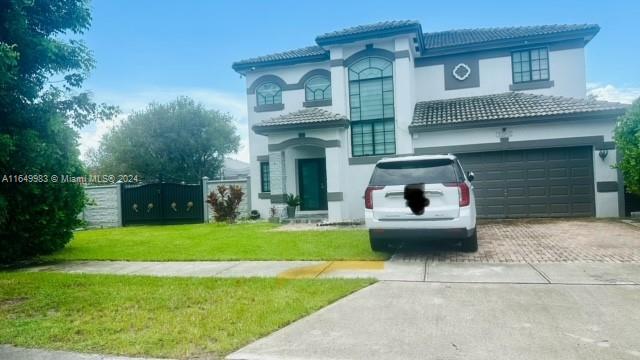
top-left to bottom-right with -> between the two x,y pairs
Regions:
82,185 -> 121,228
205,178 -> 251,221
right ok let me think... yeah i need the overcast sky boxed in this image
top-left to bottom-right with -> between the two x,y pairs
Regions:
78,0 -> 640,162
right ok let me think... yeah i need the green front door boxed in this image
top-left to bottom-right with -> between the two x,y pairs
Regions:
298,158 -> 328,211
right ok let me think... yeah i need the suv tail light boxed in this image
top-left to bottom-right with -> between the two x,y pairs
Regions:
445,182 -> 470,207
364,186 -> 384,209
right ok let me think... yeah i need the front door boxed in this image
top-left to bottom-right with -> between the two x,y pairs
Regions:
298,158 -> 328,211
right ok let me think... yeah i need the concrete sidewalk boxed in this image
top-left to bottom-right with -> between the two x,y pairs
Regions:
227,281 -> 640,360
24,260 -> 640,284
0,345 -> 167,360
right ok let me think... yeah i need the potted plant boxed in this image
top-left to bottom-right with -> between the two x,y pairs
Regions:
286,194 -> 301,218
268,206 -> 280,223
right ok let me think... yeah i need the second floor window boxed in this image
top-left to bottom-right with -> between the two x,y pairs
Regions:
256,82 -> 282,105
512,48 -> 549,83
305,76 -> 331,101
348,57 -> 395,157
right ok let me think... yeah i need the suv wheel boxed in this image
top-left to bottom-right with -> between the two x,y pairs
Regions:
461,229 -> 478,253
370,236 -> 388,252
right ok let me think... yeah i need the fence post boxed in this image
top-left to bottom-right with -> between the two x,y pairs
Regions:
202,176 -> 209,223
116,181 -> 123,227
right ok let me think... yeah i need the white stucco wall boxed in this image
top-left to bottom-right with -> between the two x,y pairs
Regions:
206,179 -> 250,221
82,185 -> 121,228
415,46 -> 586,101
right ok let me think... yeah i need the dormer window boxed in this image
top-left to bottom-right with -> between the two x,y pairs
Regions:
256,82 -> 282,105
305,76 -> 331,101
512,48 -> 549,83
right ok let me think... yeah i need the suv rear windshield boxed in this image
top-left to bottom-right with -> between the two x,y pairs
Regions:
369,159 -> 458,186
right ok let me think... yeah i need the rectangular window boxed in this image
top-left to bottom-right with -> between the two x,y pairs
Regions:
260,162 -> 270,192
351,119 -> 395,157
512,48 -> 549,83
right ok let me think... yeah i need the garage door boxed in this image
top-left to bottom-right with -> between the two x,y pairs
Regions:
457,146 -> 595,218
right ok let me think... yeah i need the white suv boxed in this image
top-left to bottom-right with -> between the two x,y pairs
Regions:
364,155 -> 477,252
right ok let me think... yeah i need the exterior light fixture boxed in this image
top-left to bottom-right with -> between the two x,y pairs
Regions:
598,149 -> 608,160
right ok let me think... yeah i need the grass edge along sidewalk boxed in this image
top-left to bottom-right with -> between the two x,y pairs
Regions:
0,271 -> 373,359
46,222 -> 389,261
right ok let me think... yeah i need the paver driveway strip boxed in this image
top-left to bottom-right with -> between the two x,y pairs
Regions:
227,281 -> 640,360
393,219 -> 640,263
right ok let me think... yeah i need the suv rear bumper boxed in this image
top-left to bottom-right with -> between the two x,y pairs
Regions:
369,228 -> 474,241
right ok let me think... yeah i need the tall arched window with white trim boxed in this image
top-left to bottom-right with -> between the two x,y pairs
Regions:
256,82 -> 282,105
348,57 -> 395,156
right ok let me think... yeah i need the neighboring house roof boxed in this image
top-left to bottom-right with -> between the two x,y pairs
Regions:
232,21 -> 599,72
252,108 -> 349,135
410,92 -> 627,132
221,158 -> 250,179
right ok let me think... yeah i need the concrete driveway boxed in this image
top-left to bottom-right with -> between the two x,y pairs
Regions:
228,272 -> 640,360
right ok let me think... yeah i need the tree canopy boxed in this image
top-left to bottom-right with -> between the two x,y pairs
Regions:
614,98 -> 640,195
0,0 -> 117,262
88,97 -> 240,183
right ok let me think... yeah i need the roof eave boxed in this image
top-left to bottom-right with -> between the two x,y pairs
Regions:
315,24 -> 423,47
252,119 -> 350,135
409,107 -> 626,134
232,53 -> 330,74
421,27 -> 600,58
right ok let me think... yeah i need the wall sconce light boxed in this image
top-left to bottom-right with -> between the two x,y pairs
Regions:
598,149 -> 608,160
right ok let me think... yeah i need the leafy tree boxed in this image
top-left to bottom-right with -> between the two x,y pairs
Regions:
0,0 -> 118,262
91,97 -> 240,182
614,98 -> 640,195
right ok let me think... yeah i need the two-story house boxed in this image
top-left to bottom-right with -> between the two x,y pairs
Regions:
232,20 -> 628,222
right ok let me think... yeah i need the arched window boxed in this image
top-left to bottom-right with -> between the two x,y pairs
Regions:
305,76 -> 331,101
348,57 -> 395,157
256,82 -> 282,105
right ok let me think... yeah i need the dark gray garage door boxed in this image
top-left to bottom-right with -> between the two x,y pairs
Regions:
457,146 -> 595,218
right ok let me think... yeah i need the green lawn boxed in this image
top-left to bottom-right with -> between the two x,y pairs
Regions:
0,272 -> 372,359
47,222 -> 388,261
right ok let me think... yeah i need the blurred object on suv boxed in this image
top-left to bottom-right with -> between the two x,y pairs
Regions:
364,155 -> 477,252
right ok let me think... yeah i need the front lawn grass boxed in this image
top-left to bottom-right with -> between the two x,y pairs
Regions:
0,272 -> 372,359
47,222 -> 388,261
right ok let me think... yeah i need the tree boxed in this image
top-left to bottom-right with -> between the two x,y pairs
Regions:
614,98 -> 640,195
0,0 -> 118,262
91,97 -> 240,182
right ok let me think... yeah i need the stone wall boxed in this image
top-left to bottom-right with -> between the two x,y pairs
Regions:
205,178 -> 251,221
82,185 -> 121,228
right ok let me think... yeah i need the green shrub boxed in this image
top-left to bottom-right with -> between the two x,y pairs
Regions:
614,98 -> 640,195
206,185 -> 244,223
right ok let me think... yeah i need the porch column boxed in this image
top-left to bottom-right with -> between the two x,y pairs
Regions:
325,146 -> 346,222
268,150 -> 287,212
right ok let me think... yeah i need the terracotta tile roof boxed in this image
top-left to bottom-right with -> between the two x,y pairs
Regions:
232,46 -> 327,70
424,24 -> 599,49
316,20 -> 421,43
410,92 -> 627,130
252,108 -> 349,134
233,23 -> 599,71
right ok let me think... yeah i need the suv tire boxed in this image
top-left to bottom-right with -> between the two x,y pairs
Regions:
370,236 -> 388,252
461,229 -> 478,252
